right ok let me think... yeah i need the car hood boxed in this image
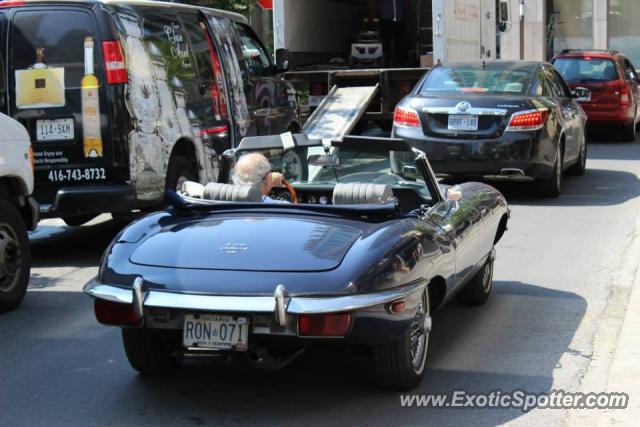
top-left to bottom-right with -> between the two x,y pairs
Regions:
129,216 -> 362,272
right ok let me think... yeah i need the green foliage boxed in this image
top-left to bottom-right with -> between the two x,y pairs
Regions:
178,0 -> 254,18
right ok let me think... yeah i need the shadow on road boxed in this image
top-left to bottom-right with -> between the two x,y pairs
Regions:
29,217 -> 135,269
0,280 -> 586,426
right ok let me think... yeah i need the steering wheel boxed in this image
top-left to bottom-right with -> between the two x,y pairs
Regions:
282,178 -> 298,204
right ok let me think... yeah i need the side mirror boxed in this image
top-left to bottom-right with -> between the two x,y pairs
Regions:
497,0 -> 512,34
275,48 -> 290,73
572,87 -> 591,101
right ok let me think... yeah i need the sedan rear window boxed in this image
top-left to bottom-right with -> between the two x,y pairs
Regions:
419,66 -> 533,95
553,58 -> 620,83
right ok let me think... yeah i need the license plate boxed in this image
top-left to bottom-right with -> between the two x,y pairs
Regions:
308,95 -> 324,107
183,314 -> 249,351
37,119 -> 74,141
448,115 -> 478,131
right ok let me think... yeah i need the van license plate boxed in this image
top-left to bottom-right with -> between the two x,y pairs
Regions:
37,119 -> 74,141
448,115 -> 478,131
183,314 -> 249,351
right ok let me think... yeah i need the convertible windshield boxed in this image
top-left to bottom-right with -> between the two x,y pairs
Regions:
233,145 -> 434,201
420,64 -> 534,94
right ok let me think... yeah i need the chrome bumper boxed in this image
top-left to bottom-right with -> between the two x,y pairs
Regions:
84,278 -> 427,322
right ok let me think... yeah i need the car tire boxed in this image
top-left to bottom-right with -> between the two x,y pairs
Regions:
373,290 -> 430,390
535,144 -> 562,198
567,135 -> 587,176
122,328 -> 181,375
0,200 -> 31,313
622,121 -> 636,142
166,155 -> 198,192
61,215 -> 97,227
456,255 -> 494,306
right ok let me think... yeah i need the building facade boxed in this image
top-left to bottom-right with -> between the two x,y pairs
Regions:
501,0 -> 640,65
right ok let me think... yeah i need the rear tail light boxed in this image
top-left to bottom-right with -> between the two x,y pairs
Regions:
298,312 -> 352,337
310,82 -> 324,96
0,1 -> 25,7
393,106 -> 421,127
102,41 -> 128,84
506,108 -> 549,132
94,299 -> 140,326
617,85 -> 630,105
201,22 -> 229,120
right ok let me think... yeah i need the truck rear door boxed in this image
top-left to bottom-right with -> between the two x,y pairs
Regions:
7,6 -> 113,206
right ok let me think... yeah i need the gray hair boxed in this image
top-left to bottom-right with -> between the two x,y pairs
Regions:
232,153 -> 271,186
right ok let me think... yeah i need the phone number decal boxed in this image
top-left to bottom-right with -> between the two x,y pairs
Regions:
47,168 -> 107,182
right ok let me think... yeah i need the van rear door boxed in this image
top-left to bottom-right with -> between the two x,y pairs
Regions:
7,6 -> 114,207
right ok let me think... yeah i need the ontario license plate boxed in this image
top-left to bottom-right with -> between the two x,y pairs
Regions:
36,119 -> 74,141
183,314 -> 249,351
448,115 -> 478,131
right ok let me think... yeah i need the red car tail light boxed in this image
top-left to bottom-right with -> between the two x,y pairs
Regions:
102,41 -> 128,84
94,299 -> 139,326
506,109 -> 549,131
393,106 -> 421,127
298,312 -> 352,337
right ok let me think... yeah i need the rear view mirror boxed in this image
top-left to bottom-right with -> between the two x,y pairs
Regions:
402,165 -> 418,180
497,0 -> 512,34
309,154 -> 340,167
572,87 -> 591,101
275,48 -> 290,73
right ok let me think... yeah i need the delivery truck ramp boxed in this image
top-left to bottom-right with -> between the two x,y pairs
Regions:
302,84 -> 379,140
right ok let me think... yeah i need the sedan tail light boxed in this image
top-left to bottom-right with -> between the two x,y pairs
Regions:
94,299 -> 140,326
393,106 -> 421,127
298,312 -> 352,337
506,108 -> 549,132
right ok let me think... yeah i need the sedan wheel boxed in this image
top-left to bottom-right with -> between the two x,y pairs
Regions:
567,135 -> 587,176
536,144 -> 562,198
373,290 -> 431,390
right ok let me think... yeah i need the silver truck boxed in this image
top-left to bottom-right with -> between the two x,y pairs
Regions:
0,113 -> 38,313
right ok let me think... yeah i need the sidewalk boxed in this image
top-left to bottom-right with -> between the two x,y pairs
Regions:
595,260 -> 640,425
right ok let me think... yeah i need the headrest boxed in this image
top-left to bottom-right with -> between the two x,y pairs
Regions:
332,183 -> 395,205
180,181 -> 261,202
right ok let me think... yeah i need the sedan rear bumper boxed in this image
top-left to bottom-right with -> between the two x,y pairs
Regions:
394,128 -> 555,180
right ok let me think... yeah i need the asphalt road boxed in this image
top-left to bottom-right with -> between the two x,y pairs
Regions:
2,136 -> 640,427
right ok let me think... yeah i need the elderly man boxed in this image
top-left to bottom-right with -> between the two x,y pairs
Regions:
233,152 -> 287,203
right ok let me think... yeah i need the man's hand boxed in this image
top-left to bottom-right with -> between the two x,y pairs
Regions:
270,172 -> 285,187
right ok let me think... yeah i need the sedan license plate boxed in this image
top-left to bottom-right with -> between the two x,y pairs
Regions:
183,314 -> 248,351
448,115 -> 478,131
37,119 -> 74,141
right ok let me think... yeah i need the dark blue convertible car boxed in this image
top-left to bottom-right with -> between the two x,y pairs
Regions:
84,134 -> 509,390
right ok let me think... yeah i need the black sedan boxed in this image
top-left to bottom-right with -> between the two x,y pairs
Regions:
84,134 -> 509,390
392,61 -> 589,197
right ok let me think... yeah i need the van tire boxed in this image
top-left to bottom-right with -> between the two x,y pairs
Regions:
166,156 -> 198,192
622,121 -> 636,142
0,200 -> 31,313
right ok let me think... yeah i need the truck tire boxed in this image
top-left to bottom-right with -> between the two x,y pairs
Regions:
373,290 -> 430,390
122,328 -> 181,375
166,155 -> 198,192
0,199 -> 31,313
456,255 -> 494,306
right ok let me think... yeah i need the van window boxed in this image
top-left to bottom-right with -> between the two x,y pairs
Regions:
235,23 -> 271,77
11,9 -> 97,96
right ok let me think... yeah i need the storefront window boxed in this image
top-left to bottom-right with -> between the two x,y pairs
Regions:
548,0 -> 593,58
609,0 -> 640,67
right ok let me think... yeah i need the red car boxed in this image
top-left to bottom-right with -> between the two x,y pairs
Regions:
552,50 -> 640,141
